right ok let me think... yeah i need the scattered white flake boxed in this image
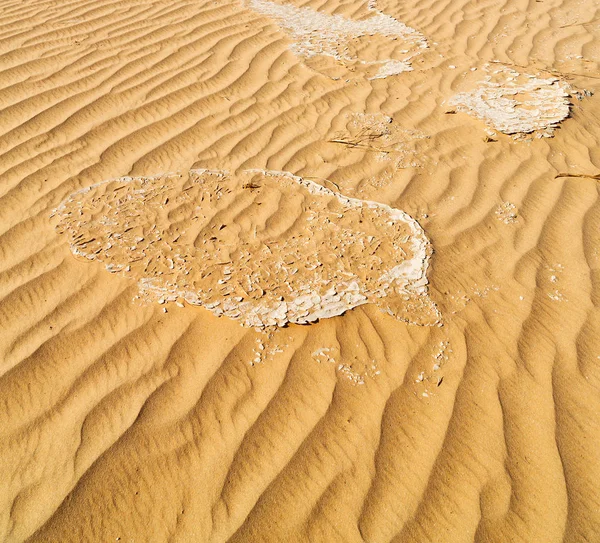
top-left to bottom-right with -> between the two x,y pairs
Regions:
495,202 -> 518,224
250,330 -> 285,366
412,340 -> 451,399
544,263 -> 566,302
433,340 -> 451,366
336,360 -> 380,385
472,284 -> 500,298
313,347 -> 335,364
338,363 -> 366,385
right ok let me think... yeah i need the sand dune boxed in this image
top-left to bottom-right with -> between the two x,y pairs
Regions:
1,0 -> 600,541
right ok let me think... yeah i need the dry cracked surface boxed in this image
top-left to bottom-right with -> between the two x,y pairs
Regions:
54,169 -> 439,327
448,63 -> 574,138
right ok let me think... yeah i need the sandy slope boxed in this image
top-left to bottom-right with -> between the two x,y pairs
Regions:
0,0 -> 600,541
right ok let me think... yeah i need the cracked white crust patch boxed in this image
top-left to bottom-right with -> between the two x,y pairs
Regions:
449,64 -> 572,137
53,169 -> 440,328
248,0 -> 427,79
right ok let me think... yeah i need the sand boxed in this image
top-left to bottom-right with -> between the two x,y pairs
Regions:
0,0 -> 599,541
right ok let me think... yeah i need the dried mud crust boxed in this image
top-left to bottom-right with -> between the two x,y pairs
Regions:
247,0 -> 427,79
53,169 -> 440,327
449,64 -> 573,138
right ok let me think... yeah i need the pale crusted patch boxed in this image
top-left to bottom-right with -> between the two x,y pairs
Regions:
545,263 -> 567,302
331,112 -> 428,190
414,340 -> 452,397
248,0 -> 427,79
495,202 -> 518,224
54,169 -> 440,328
449,64 -> 572,137
336,360 -> 380,385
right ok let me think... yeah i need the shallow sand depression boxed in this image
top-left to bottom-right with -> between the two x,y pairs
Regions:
53,169 -> 440,327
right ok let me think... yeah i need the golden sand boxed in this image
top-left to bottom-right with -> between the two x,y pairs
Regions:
0,0 -> 599,541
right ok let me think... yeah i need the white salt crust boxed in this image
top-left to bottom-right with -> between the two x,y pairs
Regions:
449,65 -> 572,136
54,169 -> 440,328
248,0 -> 427,78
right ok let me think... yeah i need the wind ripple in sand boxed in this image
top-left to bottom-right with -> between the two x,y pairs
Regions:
248,0 -> 427,79
449,64 -> 574,137
53,169 -> 440,327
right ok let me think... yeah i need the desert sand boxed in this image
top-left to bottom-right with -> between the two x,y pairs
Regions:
1,0 -> 599,541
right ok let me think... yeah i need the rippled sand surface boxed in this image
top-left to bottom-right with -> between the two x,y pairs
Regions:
1,0 -> 600,541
